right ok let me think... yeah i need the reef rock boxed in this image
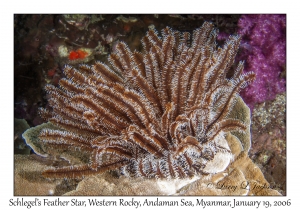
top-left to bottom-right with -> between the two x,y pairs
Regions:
14,154 -> 78,196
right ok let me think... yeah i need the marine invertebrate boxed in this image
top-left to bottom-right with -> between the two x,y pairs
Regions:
69,49 -> 88,60
237,14 -> 286,109
37,22 -> 255,179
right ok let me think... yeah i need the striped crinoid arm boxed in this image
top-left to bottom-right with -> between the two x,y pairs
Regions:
191,71 -> 255,145
141,27 -> 177,111
88,136 -> 135,171
173,22 -> 218,114
203,35 -> 242,92
185,31 -> 239,111
39,129 -> 94,152
205,119 -> 247,143
39,85 -> 102,138
208,72 -> 256,126
108,40 -> 171,117
41,60 -> 163,133
42,160 -> 129,179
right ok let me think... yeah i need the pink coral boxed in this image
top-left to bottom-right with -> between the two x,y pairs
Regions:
237,14 -> 286,110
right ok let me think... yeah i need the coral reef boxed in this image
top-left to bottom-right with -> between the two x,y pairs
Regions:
64,99 -> 269,196
15,14 -> 285,196
237,14 -> 286,110
19,96 -> 280,195
30,22 -> 255,179
17,99 -> 280,195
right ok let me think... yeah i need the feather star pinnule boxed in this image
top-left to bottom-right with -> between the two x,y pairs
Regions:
38,22 -> 255,179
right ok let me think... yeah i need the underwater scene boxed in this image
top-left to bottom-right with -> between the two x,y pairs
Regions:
14,14 -> 286,196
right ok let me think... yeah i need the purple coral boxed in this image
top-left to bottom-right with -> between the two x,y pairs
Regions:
237,14 -> 286,110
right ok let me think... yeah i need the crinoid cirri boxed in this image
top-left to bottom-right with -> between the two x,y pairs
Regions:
37,22 -> 255,179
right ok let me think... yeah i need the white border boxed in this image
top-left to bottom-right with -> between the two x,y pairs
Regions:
2,0 -> 298,209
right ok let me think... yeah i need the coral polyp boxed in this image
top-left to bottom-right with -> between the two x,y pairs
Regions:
38,22 -> 255,179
